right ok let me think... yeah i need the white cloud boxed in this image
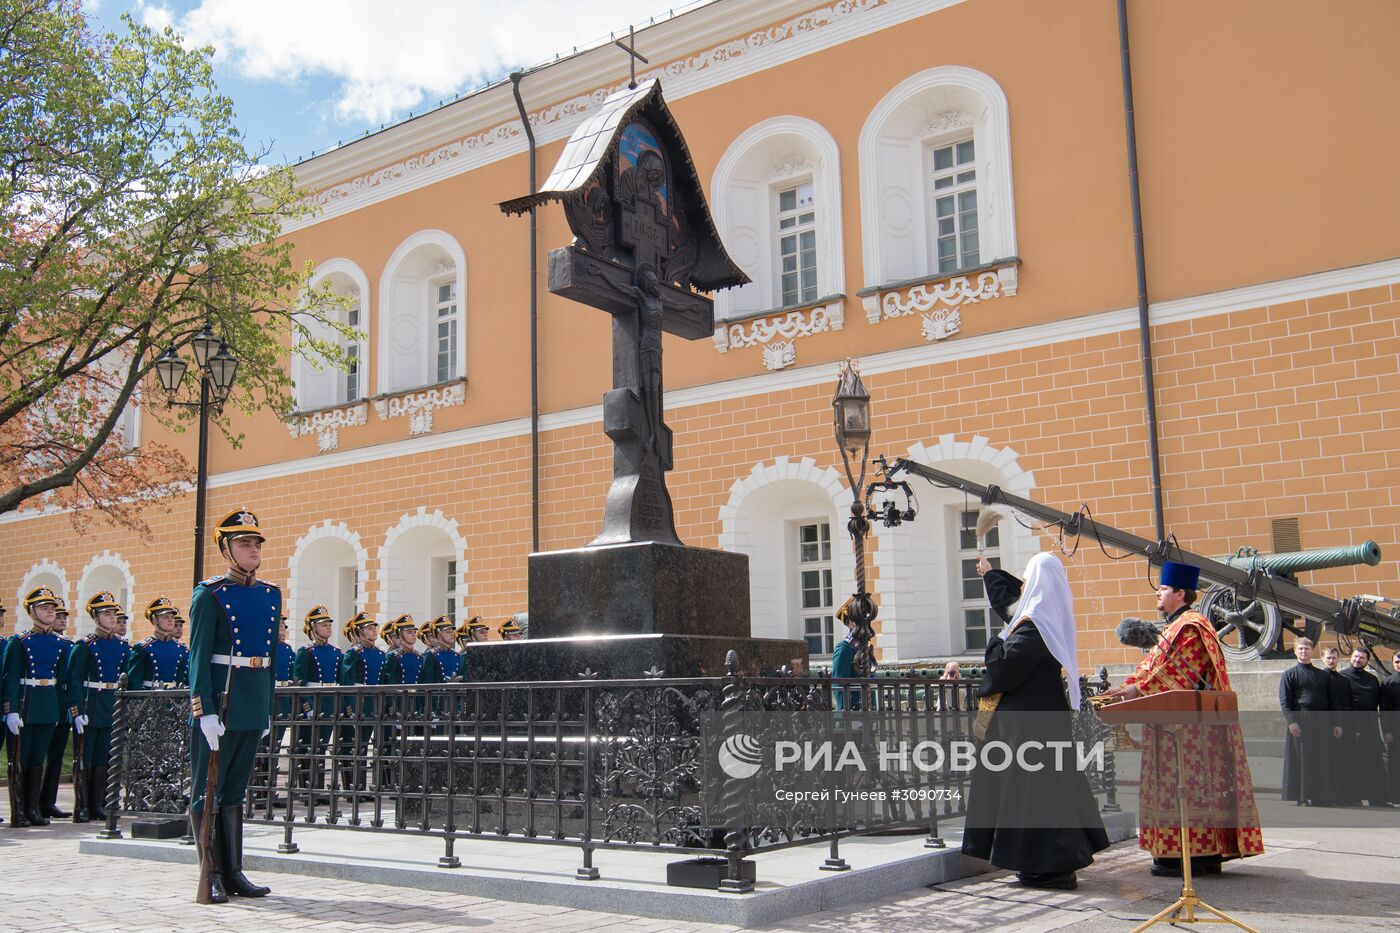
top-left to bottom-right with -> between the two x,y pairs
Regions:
137,1 -> 705,126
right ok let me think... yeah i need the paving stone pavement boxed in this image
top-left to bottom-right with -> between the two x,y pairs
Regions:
3,800 -> 1397,932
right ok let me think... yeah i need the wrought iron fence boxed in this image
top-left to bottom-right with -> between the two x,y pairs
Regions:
102,655 -> 1118,890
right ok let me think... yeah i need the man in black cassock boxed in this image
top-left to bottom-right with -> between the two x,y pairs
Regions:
1341,646 -> 1392,807
1382,650 -> 1400,802
1280,637 -> 1341,806
1322,646 -> 1358,804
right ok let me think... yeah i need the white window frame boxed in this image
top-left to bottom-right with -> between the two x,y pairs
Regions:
711,116 -> 844,320
793,519 -> 836,658
926,135 -> 979,275
433,278 -> 459,384
955,507 -> 1002,653
378,230 -> 468,395
859,66 -> 1016,289
775,181 -> 818,307
297,259 -> 370,411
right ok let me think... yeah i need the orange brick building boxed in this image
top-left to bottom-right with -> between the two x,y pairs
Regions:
4,0 -> 1399,670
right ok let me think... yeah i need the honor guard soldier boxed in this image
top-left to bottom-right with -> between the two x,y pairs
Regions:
174,610 -> 187,644
2,587 -> 71,826
0,600 -> 6,827
127,597 -> 191,690
463,616 -> 489,643
337,612 -> 384,794
252,614 -> 297,810
418,616 -> 462,683
68,591 -> 131,822
188,508 -> 279,903
381,614 -> 423,685
36,600 -> 77,821
293,607 -> 340,794
500,618 -> 524,641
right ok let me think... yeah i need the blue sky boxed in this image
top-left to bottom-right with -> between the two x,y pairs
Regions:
82,1 -> 707,166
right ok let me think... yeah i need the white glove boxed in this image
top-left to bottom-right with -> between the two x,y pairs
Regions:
73,714 -> 88,734
4,712 -> 20,735
261,728 -> 270,740
199,714 -> 225,751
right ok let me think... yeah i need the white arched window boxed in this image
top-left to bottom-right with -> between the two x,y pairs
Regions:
859,66 -> 1017,288
711,116 -> 844,321
76,551 -> 135,639
378,231 -> 467,395
289,520 -> 369,648
15,560 -> 69,636
871,437 -> 1038,661
377,508 -> 467,626
718,458 -> 856,657
295,259 -> 369,412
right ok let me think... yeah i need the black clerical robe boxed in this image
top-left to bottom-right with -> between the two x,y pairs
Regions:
1340,666 -> 1390,805
1326,667 -> 1357,803
961,619 -> 1110,874
1280,662 -> 1337,806
1382,673 -> 1400,800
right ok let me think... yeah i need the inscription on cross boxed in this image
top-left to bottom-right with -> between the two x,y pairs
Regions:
502,80 -> 748,548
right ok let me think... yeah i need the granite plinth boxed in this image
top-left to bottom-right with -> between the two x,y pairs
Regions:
528,541 -> 750,640
463,632 -> 806,681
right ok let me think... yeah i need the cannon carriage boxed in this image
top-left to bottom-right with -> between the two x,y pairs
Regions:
1200,541 -> 1381,661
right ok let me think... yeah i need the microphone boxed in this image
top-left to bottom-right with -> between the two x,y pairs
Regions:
1116,617 -> 1162,650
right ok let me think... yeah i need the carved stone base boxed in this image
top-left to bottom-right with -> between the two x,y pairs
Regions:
528,541 -> 752,640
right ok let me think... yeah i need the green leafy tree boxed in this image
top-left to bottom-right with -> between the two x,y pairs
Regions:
0,0 -> 350,531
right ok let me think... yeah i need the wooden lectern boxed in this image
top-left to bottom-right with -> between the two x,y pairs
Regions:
1098,690 -> 1259,933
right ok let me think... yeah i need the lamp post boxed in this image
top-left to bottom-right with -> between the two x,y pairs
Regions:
154,328 -> 240,586
831,359 -> 877,675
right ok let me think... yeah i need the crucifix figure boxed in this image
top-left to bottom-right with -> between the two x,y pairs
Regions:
500,80 -> 749,548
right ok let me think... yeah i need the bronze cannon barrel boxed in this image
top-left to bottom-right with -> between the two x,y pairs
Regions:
1218,541 -> 1382,576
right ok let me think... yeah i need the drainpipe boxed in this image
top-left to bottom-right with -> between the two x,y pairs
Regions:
511,71 -> 541,553
1117,0 -> 1167,543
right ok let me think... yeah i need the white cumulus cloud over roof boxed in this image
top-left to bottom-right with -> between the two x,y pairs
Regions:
137,0 -> 707,126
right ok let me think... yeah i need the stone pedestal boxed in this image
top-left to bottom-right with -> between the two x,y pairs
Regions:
528,541 -> 751,640
464,632 -> 806,682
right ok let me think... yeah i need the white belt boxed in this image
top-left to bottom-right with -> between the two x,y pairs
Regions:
276,680 -> 294,687
20,678 -> 56,687
84,681 -> 119,690
155,681 -> 179,689
211,653 -> 270,669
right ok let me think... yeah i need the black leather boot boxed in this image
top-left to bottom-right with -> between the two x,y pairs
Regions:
190,809 -> 228,903
40,760 -> 71,818
24,767 -> 49,825
219,805 -> 271,897
87,765 -> 109,821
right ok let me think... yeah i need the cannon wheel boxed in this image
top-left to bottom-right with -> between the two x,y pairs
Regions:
1200,584 -> 1282,663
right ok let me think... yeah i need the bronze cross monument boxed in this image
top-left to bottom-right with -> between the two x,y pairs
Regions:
503,80 -> 747,548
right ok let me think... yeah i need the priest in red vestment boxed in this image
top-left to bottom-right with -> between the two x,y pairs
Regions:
1102,560 -> 1265,877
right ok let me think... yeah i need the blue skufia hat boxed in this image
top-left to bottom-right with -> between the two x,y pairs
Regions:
1160,560 -> 1201,591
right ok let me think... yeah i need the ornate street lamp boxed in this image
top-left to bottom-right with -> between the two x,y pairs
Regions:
832,359 -> 877,676
155,328 -> 241,586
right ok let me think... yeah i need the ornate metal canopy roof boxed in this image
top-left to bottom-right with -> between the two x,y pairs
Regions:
499,79 -> 747,293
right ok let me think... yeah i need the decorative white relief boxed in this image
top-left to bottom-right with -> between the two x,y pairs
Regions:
768,157 -> 814,181
865,267 -> 1019,341
306,0 -> 886,212
430,259 -> 456,278
762,341 -> 797,371
920,309 -> 961,342
373,382 -> 465,436
286,402 -> 368,453
923,110 -> 971,136
713,301 -> 844,370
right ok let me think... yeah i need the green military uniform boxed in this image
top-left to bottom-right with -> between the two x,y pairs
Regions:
40,607 -> 77,820
67,591 -> 131,821
188,507 -> 279,904
1,587 -> 72,826
292,606 -> 340,793
336,612 -> 385,794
